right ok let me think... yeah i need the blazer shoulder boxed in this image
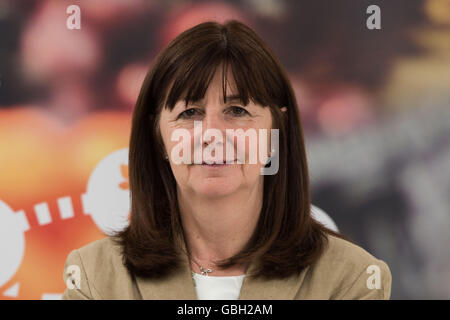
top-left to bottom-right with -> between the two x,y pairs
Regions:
324,234 -> 382,268
303,233 -> 392,299
62,237 -> 136,299
76,236 -> 123,266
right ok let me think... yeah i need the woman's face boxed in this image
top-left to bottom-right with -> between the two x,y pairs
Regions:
158,66 -> 273,198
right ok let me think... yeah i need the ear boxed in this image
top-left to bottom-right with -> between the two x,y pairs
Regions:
280,107 -> 287,113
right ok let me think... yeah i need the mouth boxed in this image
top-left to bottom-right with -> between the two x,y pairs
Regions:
200,159 -> 236,167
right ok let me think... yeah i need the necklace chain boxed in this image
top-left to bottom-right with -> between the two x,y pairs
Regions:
182,248 -> 214,276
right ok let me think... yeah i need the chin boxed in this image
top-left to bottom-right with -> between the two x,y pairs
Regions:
192,178 -> 240,197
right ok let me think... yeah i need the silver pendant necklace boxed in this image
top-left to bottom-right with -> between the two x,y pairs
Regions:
190,255 -> 214,276
184,249 -> 214,276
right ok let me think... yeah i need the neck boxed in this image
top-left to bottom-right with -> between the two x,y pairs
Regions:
177,182 -> 263,275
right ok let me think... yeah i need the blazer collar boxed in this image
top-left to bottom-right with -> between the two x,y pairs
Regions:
135,233 -> 309,300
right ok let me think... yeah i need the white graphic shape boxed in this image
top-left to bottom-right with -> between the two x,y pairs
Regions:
57,196 -> 74,219
41,293 -> 62,300
0,200 -> 29,288
34,202 -> 52,225
82,148 -> 130,235
3,282 -> 20,297
311,204 -> 339,232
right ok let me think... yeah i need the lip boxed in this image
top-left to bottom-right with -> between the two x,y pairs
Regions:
201,164 -> 228,168
199,159 -> 237,167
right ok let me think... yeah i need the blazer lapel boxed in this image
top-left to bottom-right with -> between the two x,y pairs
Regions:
134,233 -> 198,300
134,232 -> 309,300
238,262 -> 310,300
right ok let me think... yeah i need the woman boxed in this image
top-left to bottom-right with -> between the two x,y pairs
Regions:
62,20 -> 391,300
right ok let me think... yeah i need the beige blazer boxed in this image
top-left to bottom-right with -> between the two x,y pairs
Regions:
61,234 -> 392,300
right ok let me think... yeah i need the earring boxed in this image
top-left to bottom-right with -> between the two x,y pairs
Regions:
164,155 -> 169,161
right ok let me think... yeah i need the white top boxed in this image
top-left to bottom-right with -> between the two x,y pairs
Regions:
192,272 -> 246,300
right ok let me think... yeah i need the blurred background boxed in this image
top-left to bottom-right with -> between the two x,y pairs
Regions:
0,0 -> 449,299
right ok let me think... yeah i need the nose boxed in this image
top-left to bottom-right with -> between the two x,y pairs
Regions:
203,108 -> 227,133
202,108 -> 230,148
201,108 -> 229,156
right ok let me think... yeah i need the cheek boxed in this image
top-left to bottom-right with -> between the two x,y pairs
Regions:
237,129 -> 272,164
240,162 -> 265,185
169,162 -> 191,187
158,122 -> 171,151
161,127 -> 195,160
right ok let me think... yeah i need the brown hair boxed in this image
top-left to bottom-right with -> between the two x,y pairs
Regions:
111,20 -> 347,280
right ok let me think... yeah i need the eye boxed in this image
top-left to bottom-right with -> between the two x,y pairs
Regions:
177,108 -> 201,119
227,106 -> 249,117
